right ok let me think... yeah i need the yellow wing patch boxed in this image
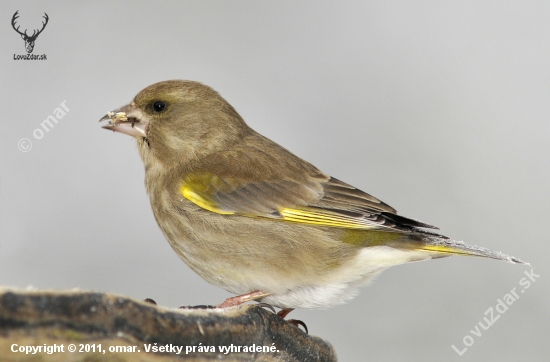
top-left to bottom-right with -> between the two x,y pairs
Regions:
279,208 -> 375,229
180,172 -> 377,229
180,172 -> 235,215
180,185 -> 234,215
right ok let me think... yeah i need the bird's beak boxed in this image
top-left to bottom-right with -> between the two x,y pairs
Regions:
99,103 -> 148,138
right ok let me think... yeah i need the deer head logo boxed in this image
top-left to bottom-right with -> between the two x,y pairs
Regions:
12,11 -> 49,54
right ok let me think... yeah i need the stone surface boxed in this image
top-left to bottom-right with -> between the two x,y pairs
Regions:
0,288 -> 337,361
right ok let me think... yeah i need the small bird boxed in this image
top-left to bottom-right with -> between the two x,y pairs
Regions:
100,80 -> 528,315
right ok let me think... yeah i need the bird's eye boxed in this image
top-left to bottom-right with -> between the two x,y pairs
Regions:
153,101 -> 166,113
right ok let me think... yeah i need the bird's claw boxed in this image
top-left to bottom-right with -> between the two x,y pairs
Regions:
274,308 -> 308,334
287,319 -> 308,334
255,302 -> 276,314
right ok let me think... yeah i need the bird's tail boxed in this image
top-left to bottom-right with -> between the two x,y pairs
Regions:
414,235 -> 531,266
377,213 -> 530,265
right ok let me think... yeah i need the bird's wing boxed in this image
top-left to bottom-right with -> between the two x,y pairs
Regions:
179,169 -> 540,265
177,137 -> 533,265
180,171 -> 438,232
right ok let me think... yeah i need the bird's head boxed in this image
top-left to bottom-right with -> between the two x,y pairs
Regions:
100,80 -> 250,170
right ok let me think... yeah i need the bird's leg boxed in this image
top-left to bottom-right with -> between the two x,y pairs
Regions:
276,308 -> 294,318
216,290 -> 272,308
218,294 -> 308,334
276,308 -> 308,334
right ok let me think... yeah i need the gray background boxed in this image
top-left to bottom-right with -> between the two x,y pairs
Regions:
1,1 -> 548,361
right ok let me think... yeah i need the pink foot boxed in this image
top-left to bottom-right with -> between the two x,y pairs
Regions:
276,308 -> 308,334
276,308 -> 294,319
216,290 -> 272,308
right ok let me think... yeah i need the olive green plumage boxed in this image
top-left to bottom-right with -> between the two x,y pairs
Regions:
100,80 -> 528,309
